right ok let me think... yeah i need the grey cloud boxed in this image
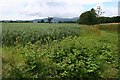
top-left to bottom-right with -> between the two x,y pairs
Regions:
26,12 -> 42,17
46,2 -> 67,7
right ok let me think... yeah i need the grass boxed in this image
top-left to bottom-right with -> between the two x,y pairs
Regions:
99,23 -> 119,32
2,23 -> 119,79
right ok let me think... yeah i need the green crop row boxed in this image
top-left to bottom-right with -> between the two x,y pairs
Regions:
2,23 -> 81,46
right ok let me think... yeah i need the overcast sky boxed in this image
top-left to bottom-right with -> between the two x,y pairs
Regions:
0,0 -> 119,20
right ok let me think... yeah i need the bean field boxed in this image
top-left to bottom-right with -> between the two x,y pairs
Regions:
2,23 -> 81,46
2,23 -> 119,79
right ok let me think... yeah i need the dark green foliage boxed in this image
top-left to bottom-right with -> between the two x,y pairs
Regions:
3,35 -> 118,79
41,19 -> 44,23
58,21 -> 62,23
98,16 -> 120,23
78,8 -> 98,25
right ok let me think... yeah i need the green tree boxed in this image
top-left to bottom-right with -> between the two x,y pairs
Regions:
78,8 -> 98,25
41,19 -> 44,23
47,17 -> 53,23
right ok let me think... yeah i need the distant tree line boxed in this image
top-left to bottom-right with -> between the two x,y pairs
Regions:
1,17 -> 77,23
1,20 -> 32,23
35,19 -> 77,23
58,21 -> 77,23
1,15 -> 119,24
97,16 -> 120,23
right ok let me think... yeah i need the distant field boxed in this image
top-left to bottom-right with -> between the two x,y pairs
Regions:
2,23 -> 119,79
